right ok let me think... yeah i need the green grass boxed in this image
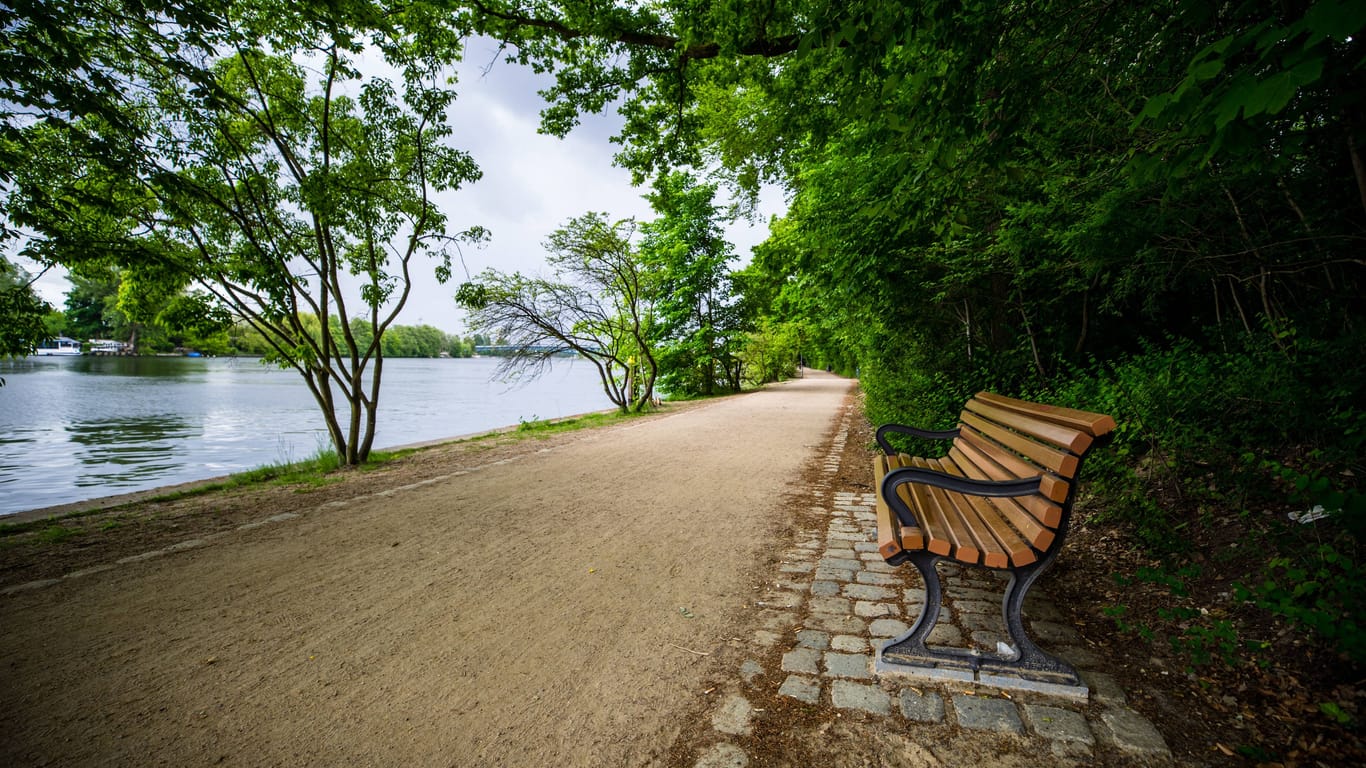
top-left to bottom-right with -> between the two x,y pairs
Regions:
34,524 -> 79,545
513,410 -> 629,436
153,445 -> 349,502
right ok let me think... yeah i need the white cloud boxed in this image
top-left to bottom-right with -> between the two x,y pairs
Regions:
391,43 -> 786,333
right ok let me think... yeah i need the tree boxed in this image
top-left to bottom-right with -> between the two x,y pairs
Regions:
4,1 -> 484,464
457,213 -> 658,413
0,257 -> 51,359
640,171 -> 744,396
61,269 -> 123,342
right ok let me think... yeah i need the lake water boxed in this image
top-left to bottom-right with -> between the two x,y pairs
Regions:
0,355 -> 609,516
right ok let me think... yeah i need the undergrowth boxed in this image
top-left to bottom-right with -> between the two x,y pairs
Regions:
1042,331 -> 1366,669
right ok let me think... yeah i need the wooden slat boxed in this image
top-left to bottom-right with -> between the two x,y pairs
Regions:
906,457 -> 957,558
922,458 -> 983,564
959,423 -> 1079,480
945,453 -> 1038,568
881,455 -> 926,553
965,398 -> 1095,454
940,451 -> 1061,547
1018,493 -> 1063,529
944,494 -> 1011,567
987,495 -> 1057,549
959,492 -> 1037,568
975,391 -> 1117,437
950,434 -> 1015,480
950,445 -> 1065,535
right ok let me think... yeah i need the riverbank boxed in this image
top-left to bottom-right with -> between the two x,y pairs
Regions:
0,406 -> 625,528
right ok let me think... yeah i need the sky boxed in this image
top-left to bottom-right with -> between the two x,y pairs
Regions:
21,38 -> 786,336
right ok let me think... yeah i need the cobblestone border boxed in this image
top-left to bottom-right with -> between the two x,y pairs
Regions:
693,404 -> 1173,767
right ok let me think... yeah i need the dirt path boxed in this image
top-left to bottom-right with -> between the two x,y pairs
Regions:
0,372 -> 852,767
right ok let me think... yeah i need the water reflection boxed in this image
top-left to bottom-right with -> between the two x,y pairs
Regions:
65,416 -> 197,485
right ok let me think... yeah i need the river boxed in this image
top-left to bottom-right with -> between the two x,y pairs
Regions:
0,355 -> 610,517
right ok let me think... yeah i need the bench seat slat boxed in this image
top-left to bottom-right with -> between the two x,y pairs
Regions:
921,458 -> 983,565
885,456 -> 927,552
932,458 -> 1014,568
990,494 -> 1058,547
873,455 -> 903,560
907,456 -> 965,559
951,434 -> 1071,504
942,448 -> 1057,552
935,455 -> 1042,568
874,454 -> 927,557
960,491 -> 1038,568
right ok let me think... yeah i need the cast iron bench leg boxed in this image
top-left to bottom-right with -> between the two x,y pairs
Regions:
983,551 -> 1084,686
881,551 -> 943,659
880,552 -> 980,672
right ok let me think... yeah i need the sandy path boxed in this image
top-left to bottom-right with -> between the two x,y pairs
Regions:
1,372 -> 851,767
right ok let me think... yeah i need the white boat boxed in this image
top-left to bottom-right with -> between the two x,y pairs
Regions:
89,339 -> 127,355
34,337 -> 82,356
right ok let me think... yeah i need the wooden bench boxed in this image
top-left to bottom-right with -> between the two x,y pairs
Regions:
871,391 -> 1115,694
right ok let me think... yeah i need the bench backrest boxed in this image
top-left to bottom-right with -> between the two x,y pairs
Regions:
950,392 -> 1116,544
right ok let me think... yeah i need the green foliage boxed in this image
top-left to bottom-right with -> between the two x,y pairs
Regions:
1108,566 -> 1244,671
0,258 -> 51,358
1039,331 -> 1366,552
1238,543 -> 1366,665
343,319 -> 469,358
35,524 -> 78,545
641,172 -> 745,396
738,318 -> 801,385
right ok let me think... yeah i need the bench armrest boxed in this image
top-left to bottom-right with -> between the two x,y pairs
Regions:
881,467 -> 1042,526
875,423 -> 960,455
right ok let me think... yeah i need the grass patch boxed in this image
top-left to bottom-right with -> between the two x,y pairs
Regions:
513,410 -> 634,438
35,524 -> 79,545
147,445 -> 347,503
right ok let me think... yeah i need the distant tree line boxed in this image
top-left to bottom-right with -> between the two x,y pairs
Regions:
27,266 -> 478,358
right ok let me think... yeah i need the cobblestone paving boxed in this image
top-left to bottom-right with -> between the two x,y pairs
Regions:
693,407 -> 1173,767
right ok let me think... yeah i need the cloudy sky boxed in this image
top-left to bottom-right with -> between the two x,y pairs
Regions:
24,38 -> 786,336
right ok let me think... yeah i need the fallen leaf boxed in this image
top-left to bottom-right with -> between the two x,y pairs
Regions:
1216,743 -> 1233,756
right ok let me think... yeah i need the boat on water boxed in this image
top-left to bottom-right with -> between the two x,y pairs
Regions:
89,339 -> 133,355
33,337 -> 82,356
